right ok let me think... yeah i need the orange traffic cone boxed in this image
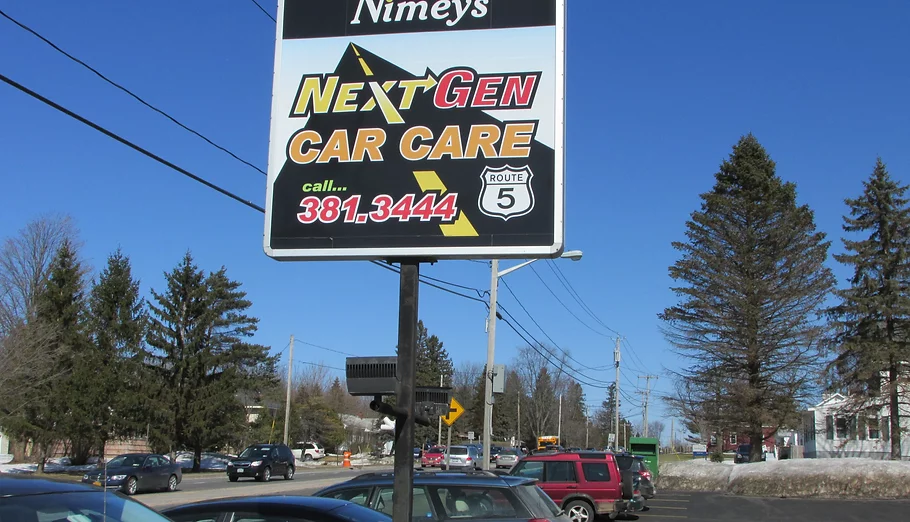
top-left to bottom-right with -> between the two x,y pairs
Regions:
343,451 -> 352,468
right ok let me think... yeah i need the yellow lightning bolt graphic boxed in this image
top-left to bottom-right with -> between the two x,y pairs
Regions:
412,171 -> 478,237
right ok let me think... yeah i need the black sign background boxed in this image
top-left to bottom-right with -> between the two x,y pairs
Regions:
268,44 -> 556,252
283,0 -> 556,40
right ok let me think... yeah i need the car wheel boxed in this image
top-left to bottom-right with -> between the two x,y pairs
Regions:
565,500 -> 593,522
285,465 -> 295,480
166,474 -> 178,492
124,476 -> 138,496
228,475 -> 238,482
260,466 -> 271,482
304,454 -> 313,462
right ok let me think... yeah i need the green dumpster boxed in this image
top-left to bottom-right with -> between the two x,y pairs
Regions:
629,437 -> 660,480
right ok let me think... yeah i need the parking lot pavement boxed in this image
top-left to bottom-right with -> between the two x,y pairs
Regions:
628,491 -> 910,521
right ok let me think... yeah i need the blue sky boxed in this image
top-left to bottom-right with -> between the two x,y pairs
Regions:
1,1 -> 907,442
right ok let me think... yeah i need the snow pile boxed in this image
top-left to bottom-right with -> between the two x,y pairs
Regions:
175,452 -> 231,471
659,460 -> 732,492
660,458 -> 910,498
728,458 -> 910,498
0,458 -> 100,475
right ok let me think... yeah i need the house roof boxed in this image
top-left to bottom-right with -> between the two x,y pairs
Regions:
808,392 -> 847,410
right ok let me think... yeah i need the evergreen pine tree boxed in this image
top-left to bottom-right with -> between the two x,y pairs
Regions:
146,253 -> 277,470
827,158 -> 910,460
660,135 -> 835,462
87,249 -> 148,458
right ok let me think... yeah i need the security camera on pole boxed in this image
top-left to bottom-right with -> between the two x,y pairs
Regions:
482,251 -> 582,470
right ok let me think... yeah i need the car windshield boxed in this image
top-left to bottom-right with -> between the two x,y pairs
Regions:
614,455 -> 633,470
428,447 -> 445,453
449,447 -> 468,455
240,446 -> 272,458
500,450 -> 517,456
2,491 -> 170,521
107,455 -> 146,468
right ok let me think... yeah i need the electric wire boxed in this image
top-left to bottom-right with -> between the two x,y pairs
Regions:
0,72 -> 264,212
0,71 -> 637,398
247,0 -> 277,22
298,341 -> 356,357
0,8 -> 268,176
528,264 -> 616,338
294,360 -> 345,372
546,259 -> 621,336
500,277 -> 614,376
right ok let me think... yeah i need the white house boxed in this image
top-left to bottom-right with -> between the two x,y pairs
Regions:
801,390 -> 910,459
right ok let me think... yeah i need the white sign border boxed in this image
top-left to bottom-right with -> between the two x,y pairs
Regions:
263,0 -> 566,261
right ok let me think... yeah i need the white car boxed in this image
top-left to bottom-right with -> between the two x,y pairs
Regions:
300,442 -> 325,461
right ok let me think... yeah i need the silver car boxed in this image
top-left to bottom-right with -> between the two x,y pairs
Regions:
443,445 -> 480,470
496,448 -> 521,469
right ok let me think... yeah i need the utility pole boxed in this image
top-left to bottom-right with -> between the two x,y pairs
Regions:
639,375 -> 658,437
517,399 -> 521,448
482,259 -> 499,471
614,337 -> 621,450
584,406 -> 589,448
670,418 -> 675,452
557,394 -> 562,445
437,374 -> 444,446
283,334 -> 294,445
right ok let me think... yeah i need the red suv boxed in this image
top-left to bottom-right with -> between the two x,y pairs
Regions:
509,451 -> 641,522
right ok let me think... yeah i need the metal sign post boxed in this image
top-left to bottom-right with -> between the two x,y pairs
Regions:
392,261 -> 419,522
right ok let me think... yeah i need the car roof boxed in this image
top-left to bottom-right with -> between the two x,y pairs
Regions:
163,495 -> 374,514
320,470 -> 538,490
0,474 -> 100,497
524,451 -> 616,461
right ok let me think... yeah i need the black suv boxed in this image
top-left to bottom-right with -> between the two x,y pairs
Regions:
314,470 -> 569,522
227,443 -> 295,482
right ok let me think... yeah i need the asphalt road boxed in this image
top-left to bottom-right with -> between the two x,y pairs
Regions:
631,491 -> 910,521
134,465 -> 390,510
135,473 -> 910,521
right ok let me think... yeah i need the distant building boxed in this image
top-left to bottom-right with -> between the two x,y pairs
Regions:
707,427 -> 777,454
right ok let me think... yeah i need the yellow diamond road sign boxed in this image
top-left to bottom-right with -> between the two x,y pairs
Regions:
442,398 -> 464,426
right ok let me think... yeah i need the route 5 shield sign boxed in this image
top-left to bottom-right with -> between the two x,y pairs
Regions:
479,165 -> 535,221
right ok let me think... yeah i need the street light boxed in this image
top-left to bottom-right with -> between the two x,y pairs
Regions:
482,250 -> 583,470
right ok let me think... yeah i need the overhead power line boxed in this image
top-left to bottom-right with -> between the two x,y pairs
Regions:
298,340 -> 356,357
528,264 -> 616,338
0,72 -> 264,212
500,278 -> 615,378
0,8 -> 267,176
546,259 -> 622,336
0,71 -> 625,394
247,0 -> 276,22
496,304 -> 612,389
294,360 -> 345,372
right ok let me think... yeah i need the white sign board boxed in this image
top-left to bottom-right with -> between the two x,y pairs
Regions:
264,0 -> 566,261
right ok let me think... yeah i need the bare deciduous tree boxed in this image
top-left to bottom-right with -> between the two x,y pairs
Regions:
0,320 -> 63,415
0,214 -> 77,336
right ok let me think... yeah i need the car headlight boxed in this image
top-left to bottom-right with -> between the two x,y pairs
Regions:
227,462 -> 234,467
110,475 -> 127,481
251,460 -> 263,466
